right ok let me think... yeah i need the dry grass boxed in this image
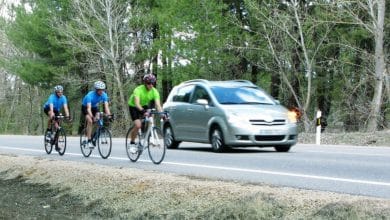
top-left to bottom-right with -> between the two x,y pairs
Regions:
1,153 -> 390,219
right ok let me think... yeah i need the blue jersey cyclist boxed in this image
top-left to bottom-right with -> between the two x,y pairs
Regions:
43,85 -> 70,134
127,73 -> 163,153
81,81 -> 112,148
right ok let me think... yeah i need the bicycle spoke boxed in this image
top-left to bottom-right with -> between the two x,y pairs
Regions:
80,128 -> 92,157
125,125 -> 142,162
44,130 -> 53,154
57,129 -> 66,156
147,127 -> 166,164
98,128 -> 112,159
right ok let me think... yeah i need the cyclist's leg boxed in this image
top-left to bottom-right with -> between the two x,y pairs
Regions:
44,107 -> 53,131
129,106 -> 145,143
53,110 -> 60,130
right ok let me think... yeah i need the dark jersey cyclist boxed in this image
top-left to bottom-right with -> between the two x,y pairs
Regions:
128,73 -> 163,153
81,81 -> 112,148
43,85 -> 70,132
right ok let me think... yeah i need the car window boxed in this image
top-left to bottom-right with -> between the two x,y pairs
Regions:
211,86 -> 275,105
191,86 -> 211,104
172,85 -> 194,103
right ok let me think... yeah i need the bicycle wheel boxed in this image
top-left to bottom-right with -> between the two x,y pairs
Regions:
125,125 -> 141,162
56,128 -> 67,156
97,127 -> 112,159
80,128 -> 92,157
44,130 -> 53,154
147,127 -> 166,164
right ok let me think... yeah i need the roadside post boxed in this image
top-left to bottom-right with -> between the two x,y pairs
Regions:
316,110 -> 322,145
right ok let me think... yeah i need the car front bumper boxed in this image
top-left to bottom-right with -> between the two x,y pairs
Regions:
224,123 -> 298,147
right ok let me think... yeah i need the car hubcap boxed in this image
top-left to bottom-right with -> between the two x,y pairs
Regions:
165,127 -> 174,147
212,130 -> 222,150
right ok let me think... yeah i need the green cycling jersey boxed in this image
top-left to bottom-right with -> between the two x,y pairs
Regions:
128,85 -> 160,107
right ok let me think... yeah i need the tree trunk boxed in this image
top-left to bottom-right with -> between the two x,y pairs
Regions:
367,0 -> 385,132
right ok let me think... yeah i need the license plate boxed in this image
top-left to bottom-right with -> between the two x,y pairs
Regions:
259,129 -> 285,135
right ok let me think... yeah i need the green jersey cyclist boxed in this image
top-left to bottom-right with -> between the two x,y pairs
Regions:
128,73 -> 163,153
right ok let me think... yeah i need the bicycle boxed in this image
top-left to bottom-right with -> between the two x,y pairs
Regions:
44,114 -> 69,156
125,109 -> 168,164
80,112 -> 114,159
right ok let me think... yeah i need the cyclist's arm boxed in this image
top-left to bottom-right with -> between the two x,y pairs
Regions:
48,103 -> 55,119
104,102 -> 111,116
134,96 -> 144,112
63,104 -> 70,117
154,99 -> 163,112
86,103 -> 94,119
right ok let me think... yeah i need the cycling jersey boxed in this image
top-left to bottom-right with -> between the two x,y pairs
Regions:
128,85 -> 160,107
82,91 -> 109,108
43,94 -> 68,112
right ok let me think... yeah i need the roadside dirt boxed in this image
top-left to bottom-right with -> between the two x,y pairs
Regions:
1,149 -> 390,219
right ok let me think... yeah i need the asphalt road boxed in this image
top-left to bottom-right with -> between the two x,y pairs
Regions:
1,135 -> 389,199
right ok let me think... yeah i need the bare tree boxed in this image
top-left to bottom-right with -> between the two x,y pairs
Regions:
245,0 -> 332,131
59,0 -> 134,121
338,0 -> 386,131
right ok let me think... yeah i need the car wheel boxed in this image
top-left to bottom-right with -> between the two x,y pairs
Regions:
211,127 -> 225,153
164,126 -> 180,149
274,145 -> 291,152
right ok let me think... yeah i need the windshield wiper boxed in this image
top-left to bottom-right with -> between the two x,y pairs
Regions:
219,102 -> 240,104
240,102 -> 273,105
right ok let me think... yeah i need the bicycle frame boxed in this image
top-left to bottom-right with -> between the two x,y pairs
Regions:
125,109 -> 168,164
80,111 -> 114,159
44,114 -> 67,155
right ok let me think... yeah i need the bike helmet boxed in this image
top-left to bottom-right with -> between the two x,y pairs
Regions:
54,85 -> 63,93
143,73 -> 156,84
94,81 -> 106,90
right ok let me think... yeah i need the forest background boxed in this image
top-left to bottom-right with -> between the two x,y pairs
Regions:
0,0 -> 389,136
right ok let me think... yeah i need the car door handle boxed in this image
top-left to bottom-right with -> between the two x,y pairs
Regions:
187,108 -> 194,112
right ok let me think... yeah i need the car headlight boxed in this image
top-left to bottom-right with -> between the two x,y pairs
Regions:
287,110 -> 298,123
227,113 -> 249,127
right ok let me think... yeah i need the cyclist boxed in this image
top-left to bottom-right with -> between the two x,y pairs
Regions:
43,85 -> 70,147
81,81 -> 112,148
128,73 -> 163,153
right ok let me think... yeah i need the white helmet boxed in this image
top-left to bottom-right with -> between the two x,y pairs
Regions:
54,85 -> 63,92
94,81 -> 106,90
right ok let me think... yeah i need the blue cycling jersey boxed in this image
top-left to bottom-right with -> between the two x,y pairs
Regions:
43,94 -> 68,111
82,91 -> 109,108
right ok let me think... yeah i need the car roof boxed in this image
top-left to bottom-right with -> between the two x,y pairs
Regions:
179,79 -> 257,88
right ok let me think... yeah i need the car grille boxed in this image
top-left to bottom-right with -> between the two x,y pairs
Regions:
249,119 -> 286,126
255,135 -> 285,141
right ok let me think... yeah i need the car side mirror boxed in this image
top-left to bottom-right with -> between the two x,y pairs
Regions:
274,100 -> 280,105
196,99 -> 209,110
196,99 -> 208,105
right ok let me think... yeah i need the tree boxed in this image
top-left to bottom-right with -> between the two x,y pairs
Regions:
59,0 -> 134,121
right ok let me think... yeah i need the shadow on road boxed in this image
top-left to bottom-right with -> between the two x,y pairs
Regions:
169,147 -> 278,154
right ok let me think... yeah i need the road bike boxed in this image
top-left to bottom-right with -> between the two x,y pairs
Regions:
125,110 -> 168,164
80,112 -> 114,159
44,114 -> 69,156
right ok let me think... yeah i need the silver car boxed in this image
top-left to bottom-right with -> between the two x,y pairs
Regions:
162,79 -> 298,152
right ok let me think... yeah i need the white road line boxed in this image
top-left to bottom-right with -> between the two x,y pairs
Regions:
1,145 -> 390,187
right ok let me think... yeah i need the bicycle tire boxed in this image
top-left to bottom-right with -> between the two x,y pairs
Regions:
97,127 -> 112,159
125,125 -> 141,162
80,128 -> 92,157
147,127 -> 166,164
44,130 -> 53,154
56,128 -> 67,156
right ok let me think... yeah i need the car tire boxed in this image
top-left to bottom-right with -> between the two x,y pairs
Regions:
164,125 -> 181,149
211,127 -> 225,153
274,145 -> 291,152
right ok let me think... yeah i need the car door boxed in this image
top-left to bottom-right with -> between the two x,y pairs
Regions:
167,84 -> 195,139
185,86 -> 214,142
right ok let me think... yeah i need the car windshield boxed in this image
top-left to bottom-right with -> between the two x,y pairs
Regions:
211,86 -> 275,105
